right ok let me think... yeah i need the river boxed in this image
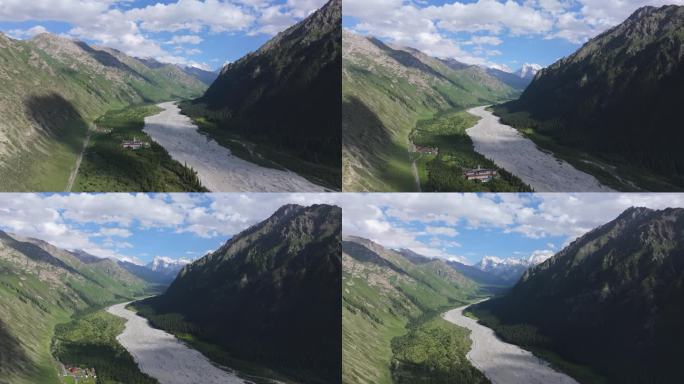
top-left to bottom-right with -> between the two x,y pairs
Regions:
106,302 -> 245,384
465,106 -> 613,192
143,102 -> 326,192
444,304 -> 579,384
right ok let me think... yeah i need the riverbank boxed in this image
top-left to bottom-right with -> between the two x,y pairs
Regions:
106,302 -> 244,384
466,106 -> 613,192
444,304 -> 579,384
144,102 -> 327,192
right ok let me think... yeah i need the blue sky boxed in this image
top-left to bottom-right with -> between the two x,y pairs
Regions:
340,193 -> 684,264
343,0 -> 684,71
0,193 -> 340,265
0,0 -> 329,71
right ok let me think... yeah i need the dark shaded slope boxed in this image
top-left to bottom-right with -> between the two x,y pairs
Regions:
474,207 -> 684,384
181,0 -> 341,189
495,5 -> 684,187
137,204 -> 342,383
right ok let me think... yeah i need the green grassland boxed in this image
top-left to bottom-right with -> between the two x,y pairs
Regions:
342,240 -> 491,384
52,309 -> 157,384
410,110 -> 532,192
342,49 -> 519,191
0,241 -> 156,383
73,104 -> 207,192
490,106 -> 683,191
465,306 -> 608,384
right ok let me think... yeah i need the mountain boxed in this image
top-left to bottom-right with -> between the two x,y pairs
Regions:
180,0 -> 342,190
446,259 -> 512,287
515,63 -> 542,80
0,230 -> 155,383
134,204 -> 341,383
178,65 -> 218,85
343,236 -> 488,383
146,255 -> 191,278
486,66 -> 531,90
494,5 -> 684,189
0,32 -> 207,191
472,207 -> 684,384
475,253 -> 551,283
342,29 -> 524,191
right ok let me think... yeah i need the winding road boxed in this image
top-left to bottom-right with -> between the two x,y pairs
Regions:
107,302 -> 245,384
444,304 -> 579,384
64,126 -> 92,192
143,102 -> 326,192
465,106 -> 613,192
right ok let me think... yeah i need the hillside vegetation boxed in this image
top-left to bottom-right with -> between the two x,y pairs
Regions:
133,204 -> 342,384
0,232 -> 157,383
342,30 -> 521,191
180,0 -> 341,190
469,207 -> 684,384
342,236 -> 491,384
0,32 -> 206,191
493,5 -> 684,191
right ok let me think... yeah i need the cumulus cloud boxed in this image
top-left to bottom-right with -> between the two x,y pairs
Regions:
344,0 -> 684,67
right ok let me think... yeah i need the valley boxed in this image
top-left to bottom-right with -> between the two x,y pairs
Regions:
342,30 -> 533,192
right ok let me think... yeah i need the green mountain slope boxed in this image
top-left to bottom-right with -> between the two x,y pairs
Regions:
133,204 -> 342,384
0,231 -> 156,383
0,32 -> 206,191
472,207 -> 684,384
342,236 -> 489,384
342,30 -> 524,191
493,5 -> 684,191
180,0 -> 342,190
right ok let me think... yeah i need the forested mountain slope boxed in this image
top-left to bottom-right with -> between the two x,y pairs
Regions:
134,204 -> 342,383
473,207 -> 684,384
493,5 -> 684,190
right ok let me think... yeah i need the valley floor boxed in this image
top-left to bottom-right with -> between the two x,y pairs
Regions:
444,304 -> 579,384
106,302 -> 245,384
143,102 -> 328,192
465,107 -> 612,192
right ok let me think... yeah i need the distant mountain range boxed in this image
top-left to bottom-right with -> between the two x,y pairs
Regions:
472,206 -> 684,384
494,5 -> 684,190
474,253 -> 552,283
180,0 -> 342,190
0,230 -> 158,383
134,204 -> 342,383
0,31 -> 208,191
342,29 -> 523,191
515,63 -> 542,80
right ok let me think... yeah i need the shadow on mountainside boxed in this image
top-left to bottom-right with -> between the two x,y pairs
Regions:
342,95 -> 414,189
24,93 -> 89,155
0,319 -> 31,381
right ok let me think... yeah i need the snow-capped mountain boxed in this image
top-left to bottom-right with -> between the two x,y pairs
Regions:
147,256 -> 192,277
476,250 -> 553,282
516,63 -> 542,80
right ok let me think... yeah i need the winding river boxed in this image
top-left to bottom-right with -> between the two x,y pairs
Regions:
107,302 -> 245,384
465,106 -> 613,192
444,304 -> 579,384
143,102 -> 326,192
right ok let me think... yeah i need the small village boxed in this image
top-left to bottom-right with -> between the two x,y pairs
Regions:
121,137 -> 151,150
59,363 -> 97,384
463,166 -> 497,182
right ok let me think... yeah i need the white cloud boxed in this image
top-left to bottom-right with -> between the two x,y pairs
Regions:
126,0 -> 254,33
6,25 -> 48,39
166,34 -> 203,45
